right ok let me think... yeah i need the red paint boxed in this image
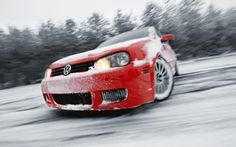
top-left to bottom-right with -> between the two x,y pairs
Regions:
41,30 -> 177,111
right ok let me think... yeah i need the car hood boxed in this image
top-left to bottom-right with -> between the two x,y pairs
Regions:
50,38 -> 150,69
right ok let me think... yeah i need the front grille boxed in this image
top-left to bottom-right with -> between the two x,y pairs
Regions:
51,61 -> 95,77
102,89 -> 128,103
52,93 -> 92,105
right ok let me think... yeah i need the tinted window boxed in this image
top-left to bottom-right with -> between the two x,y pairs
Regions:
97,28 -> 149,48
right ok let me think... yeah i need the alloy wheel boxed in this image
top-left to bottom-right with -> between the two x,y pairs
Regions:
154,58 -> 174,101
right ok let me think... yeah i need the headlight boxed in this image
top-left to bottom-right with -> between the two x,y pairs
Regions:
44,69 -> 52,78
95,52 -> 130,69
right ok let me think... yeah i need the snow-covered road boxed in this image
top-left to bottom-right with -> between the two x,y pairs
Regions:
1,53 -> 236,147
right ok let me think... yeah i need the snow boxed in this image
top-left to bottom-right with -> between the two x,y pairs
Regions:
143,40 -> 162,65
133,59 -> 146,67
60,104 -> 92,111
133,39 -> 162,67
1,53 -> 236,147
179,52 -> 236,74
44,67 -> 120,94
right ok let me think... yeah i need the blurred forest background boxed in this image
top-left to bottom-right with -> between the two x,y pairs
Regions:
0,0 -> 236,89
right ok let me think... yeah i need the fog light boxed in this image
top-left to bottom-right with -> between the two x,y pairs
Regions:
102,89 -> 128,103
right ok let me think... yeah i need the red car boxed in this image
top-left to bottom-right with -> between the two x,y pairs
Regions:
41,27 -> 179,111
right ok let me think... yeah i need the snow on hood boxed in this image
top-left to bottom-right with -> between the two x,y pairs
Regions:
52,37 -> 150,66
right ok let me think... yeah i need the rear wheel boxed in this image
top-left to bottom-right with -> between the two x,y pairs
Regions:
174,63 -> 180,76
154,57 -> 174,101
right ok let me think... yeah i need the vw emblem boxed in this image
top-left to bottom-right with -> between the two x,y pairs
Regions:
63,65 -> 72,76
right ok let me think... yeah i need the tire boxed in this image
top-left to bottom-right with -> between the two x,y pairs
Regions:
154,57 -> 174,101
174,63 -> 180,76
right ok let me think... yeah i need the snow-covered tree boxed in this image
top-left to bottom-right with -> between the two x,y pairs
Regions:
79,13 -> 111,49
113,9 -> 136,34
141,2 -> 163,30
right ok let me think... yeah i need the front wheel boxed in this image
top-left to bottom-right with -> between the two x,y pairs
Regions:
154,57 -> 174,101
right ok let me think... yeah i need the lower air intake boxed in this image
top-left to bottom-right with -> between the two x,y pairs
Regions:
102,89 -> 128,103
52,93 -> 92,105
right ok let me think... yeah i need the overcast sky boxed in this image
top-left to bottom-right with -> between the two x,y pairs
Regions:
0,0 -> 235,31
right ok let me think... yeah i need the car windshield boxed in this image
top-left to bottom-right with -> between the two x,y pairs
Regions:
97,28 -> 149,48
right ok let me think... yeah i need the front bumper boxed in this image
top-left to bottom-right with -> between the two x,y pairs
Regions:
41,64 -> 154,111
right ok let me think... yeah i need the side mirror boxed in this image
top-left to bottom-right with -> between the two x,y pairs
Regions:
161,34 -> 174,42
